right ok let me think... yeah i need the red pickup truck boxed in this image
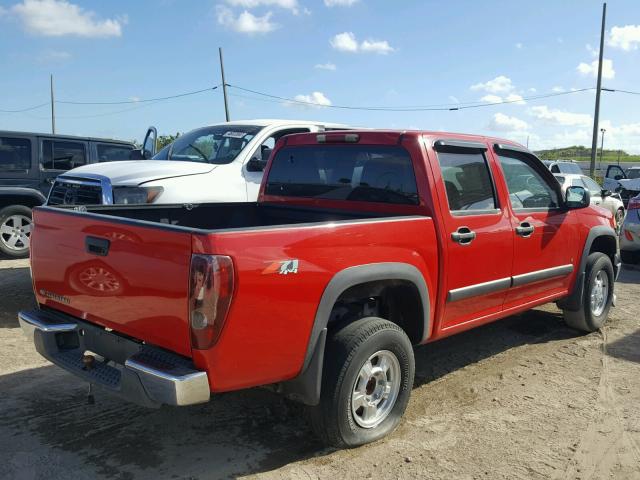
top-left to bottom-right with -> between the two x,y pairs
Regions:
20,130 -> 620,448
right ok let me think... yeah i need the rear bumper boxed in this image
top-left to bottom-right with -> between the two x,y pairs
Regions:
19,309 -> 210,407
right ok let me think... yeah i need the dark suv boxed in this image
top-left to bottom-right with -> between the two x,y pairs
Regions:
0,131 -> 136,258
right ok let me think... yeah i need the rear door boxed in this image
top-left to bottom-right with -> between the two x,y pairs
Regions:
492,146 -> 576,307
30,208 -> 193,356
0,134 -> 37,187
430,140 -> 514,328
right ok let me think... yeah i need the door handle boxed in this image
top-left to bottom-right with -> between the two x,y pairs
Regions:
85,236 -> 110,256
516,222 -> 535,237
451,226 -> 476,245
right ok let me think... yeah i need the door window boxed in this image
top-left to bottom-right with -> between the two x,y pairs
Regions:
0,137 -> 31,171
96,144 -> 134,162
606,165 -> 626,180
436,152 -> 497,212
42,140 -> 87,170
497,154 -> 560,210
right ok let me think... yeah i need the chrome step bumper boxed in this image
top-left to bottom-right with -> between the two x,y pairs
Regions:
19,309 -> 210,407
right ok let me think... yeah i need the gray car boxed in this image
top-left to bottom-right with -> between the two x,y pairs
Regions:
620,193 -> 640,264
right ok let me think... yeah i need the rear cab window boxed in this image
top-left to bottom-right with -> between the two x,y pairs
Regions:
265,145 -> 419,205
0,136 -> 32,171
96,143 -> 134,162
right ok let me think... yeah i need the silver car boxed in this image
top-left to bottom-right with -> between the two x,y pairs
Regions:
620,193 -> 640,264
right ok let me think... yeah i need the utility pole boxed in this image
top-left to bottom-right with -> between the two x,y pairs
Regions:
589,3 -> 607,177
218,47 -> 230,122
50,74 -> 56,134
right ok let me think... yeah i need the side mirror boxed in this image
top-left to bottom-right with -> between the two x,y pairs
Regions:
601,189 -> 612,197
565,186 -> 590,209
614,174 -> 623,181
246,157 -> 267,172
142,126 -> 158,159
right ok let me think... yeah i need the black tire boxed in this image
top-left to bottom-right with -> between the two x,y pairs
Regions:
307,317 -> 415,448
0,205 -> 32,259
563,253 -> 614,332
621,250 -> 640,265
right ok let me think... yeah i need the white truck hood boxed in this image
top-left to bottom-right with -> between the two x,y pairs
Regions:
64,160 -> 216,185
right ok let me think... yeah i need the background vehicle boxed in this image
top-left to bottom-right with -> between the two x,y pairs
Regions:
620,193 -> 640,264
543,160 -> 583,174
554,173 -> 625,231
603,165 -> 640,207
21,130 -> 619,448
47,119 -> 348,207
0,131 -> 136,257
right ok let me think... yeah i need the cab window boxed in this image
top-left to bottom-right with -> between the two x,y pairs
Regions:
436,152 -> 497,212
42,140 -> 86,170
497,154 -> 560,210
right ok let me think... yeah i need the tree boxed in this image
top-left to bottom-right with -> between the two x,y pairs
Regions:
157,132 -> 181,150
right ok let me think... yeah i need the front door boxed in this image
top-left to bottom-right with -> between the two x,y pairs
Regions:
493,147 -> 576,308
431,141 -> 514,328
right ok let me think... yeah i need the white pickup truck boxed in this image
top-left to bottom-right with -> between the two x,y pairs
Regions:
603,165 -> 640,207
47,119 -> 347,206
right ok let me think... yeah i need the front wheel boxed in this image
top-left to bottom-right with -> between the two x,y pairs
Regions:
308,317 -> 415,448
0,205 -> 32,258
563,252 -> 614,332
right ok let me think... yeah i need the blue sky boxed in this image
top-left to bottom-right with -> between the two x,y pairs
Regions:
1,0 -> 639,152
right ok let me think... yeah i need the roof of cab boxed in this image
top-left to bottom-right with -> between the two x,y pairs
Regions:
0,130 -> 135,145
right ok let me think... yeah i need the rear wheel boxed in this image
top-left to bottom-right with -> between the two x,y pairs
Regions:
308,317 -> 414,448
563,253 -> 614,332
0,205 -> 32,258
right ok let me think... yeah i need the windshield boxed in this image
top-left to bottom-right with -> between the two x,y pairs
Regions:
154,125 -> 263,164
627,169 -> 640,179
558,163 -> 582,174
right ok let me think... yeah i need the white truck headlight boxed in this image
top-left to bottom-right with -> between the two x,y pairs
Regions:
113,186 -> 163,205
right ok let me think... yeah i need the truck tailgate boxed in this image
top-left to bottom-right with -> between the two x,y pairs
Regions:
30,208 -> 193,357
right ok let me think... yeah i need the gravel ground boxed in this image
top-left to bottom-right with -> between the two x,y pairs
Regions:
1,258 -> 639,480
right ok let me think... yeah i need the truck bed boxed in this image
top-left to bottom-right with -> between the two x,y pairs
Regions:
50,202 -> 399,232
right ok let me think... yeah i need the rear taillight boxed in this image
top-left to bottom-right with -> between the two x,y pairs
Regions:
628,196 -> 640,211
189,254 -> 234,350
624,230 -> 634,241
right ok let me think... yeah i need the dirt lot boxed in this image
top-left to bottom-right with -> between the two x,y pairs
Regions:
1,258 -> 639,480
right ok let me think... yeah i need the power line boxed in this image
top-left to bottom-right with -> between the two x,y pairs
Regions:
227,84 -> 596,112
0,102 -> 49,113
602,87 -> 640,95
57,86 -> 219,105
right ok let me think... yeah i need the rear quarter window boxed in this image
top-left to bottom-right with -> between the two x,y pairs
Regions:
265,145 -> 419,205
0,137 -> 31,171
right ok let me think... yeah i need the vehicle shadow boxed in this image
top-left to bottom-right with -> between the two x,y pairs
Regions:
616,264 -> 640,284
607,328 -> 640,365
0,266 -> 35,328
0,307 -> 579,479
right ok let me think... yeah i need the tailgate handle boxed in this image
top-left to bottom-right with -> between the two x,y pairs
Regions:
85,236 -> 110,256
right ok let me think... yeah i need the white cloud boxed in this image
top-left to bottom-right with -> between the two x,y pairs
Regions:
505,93 -> 526,105
585,43 -> 598,57
330,31 -> 395,54
529,106 -> 592,127
225,0 -> 300,14
324,0 -> 359,6
577,58 -> 615,79
551,86 -> 565,93
608,25 -> 640,51
515,42 -> 523,49
216,6 -> 277,34
470,75 -> 514,94
488,113 -> 530,132
314,62 -> 336,71
11,0 -> 124,37
330,31 -> 359,52
360,39 -> 394,55
528,87 -> 537,93
288,91 -> 332,109
481,94 -> 502,103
